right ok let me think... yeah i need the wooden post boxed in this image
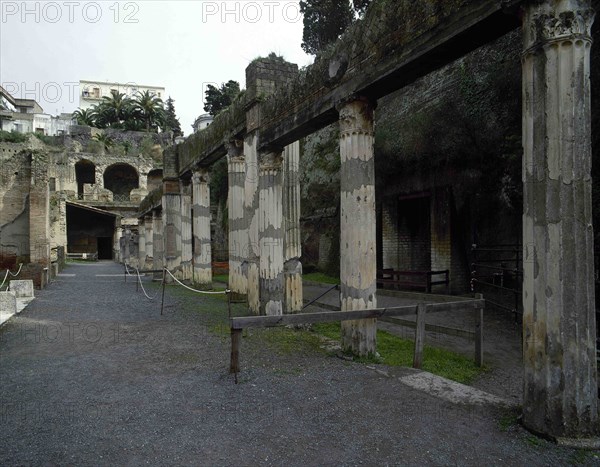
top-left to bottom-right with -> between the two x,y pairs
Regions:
230,328 -> 242,383
475,293 -> 483,367
413,303 -> 427,369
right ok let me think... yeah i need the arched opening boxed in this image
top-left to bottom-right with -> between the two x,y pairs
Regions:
75,159 -> 96,198
103,164 -> 139,201
147,169 -> 163,192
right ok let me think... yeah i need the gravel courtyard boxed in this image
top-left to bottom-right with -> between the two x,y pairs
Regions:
0,262 -> 596,466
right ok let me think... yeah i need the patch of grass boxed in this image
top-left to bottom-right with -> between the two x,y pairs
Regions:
525,435 -> 544,447
303,272 -> 340,285
498,409 -> 520,432
212,274 -> 229,284
257,327 -> 325,356
312,322 -> 484,384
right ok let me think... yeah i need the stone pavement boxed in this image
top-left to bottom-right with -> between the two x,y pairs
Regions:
0,262 -> 590,465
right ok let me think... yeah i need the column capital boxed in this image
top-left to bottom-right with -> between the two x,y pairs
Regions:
523,1 -> 594,52
192,168 -> 210,185
258,149 -> 283,170
226,138 -> 244,154
337,96 -> 375,137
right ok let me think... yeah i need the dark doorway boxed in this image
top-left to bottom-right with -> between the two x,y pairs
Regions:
75,159 -> 96,198
97,237 -> 113,260
103,164 -> 139,200
66,203 -> 116,255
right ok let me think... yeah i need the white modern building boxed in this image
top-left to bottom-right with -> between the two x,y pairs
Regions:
0,85 -> 73,136
79,80 -> 166,110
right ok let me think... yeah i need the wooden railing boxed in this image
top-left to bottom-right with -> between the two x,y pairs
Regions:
376,269 -> 450,293
229,296 -> 484,382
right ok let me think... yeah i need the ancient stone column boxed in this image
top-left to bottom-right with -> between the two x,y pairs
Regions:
227,140 -> 248,298
283,142 -> 303,313
180,180 -> 193,280
258,149 -> 285,316
152,209 -> 163,280
29,157 -> 50,266
522,0 -> 597,440
162,179 -> 182,274
192,169 -> 212,286
245,133 -> 260,314
138,220 -> 146,269
338,97 -> 377,356
144,214 -> 153,270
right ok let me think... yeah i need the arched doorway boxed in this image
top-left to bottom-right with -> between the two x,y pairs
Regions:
75,159 -> 96,198
147,169 -> 163,192
103,164 -> 139,201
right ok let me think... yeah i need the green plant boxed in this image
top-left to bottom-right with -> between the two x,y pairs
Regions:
0,130 -> 28,143
311,322 -> 485,384
303,272 -> 340,285
93,133 -> 114,152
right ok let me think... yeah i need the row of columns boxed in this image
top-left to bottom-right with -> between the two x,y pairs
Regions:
131,0 -> 598,439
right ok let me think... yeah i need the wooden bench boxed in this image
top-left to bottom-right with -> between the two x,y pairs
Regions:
377,269 -> 449,293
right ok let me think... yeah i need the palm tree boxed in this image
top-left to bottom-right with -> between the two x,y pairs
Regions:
93,133 -> 114,152
94,91 -> 133,129
134,90 -> 165,132
72,108 -> 96,126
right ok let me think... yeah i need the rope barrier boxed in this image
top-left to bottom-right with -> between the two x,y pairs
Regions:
124,263 -> 135,276
165,268 -> 229,295
0,263 -> 23,290
135,267 -> 160,300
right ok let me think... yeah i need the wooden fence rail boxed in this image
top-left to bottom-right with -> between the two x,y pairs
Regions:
229,296 -> 485,382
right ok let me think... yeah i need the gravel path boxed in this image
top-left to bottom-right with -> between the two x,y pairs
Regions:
0,263 -> 595,466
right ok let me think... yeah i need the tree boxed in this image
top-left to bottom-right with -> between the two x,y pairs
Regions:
134,90 -> 165,132
163,96 -> 183,139
299,0 -> 372,54
203,80 -> 241,116
94,91 -> 133,129
300,0 -> 354,54
72,108 -> 96,126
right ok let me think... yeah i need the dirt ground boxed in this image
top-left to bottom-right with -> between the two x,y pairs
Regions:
0,263 -> 597,466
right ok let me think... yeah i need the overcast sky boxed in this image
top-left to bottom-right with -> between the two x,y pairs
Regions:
1,0 -> 313,135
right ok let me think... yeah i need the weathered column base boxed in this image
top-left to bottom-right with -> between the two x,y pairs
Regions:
247,261 -> 260,314
284,259 -> 303,314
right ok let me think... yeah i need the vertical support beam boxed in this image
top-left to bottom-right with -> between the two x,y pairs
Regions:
144,214 -> 153,270
180,179 -> 193,280
283,142 -> 303,314
152,209 -> 163,280
162,179 -> 182,274
258,149 -> 285,316
522,0 -> 597,440
227,140 -> 248,298
192,168 -> 212,287
245,133 -> 260,314
338,97 -> 377,356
